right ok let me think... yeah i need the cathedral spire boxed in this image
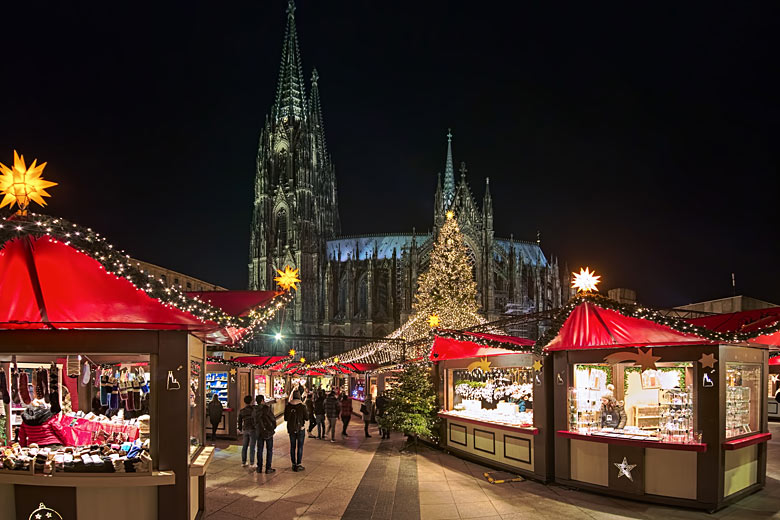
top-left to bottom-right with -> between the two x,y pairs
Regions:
310,67 -> 327,160
273,0 -> 307,122
443,129 -> 455,208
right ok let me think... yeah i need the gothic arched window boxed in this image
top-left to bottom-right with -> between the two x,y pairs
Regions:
376,272 -> 388,316
357,275 -> 368,317
338,275 -> 348,317
275,209 -> 288,249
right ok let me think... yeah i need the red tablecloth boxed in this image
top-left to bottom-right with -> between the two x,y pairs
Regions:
57,415 -> 140,446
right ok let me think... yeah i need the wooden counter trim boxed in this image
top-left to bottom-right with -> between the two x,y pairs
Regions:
556,430 -> 708,452
439,412 -> 539,435
723,432 -> 772,450
190,446 -> 215,477
0,470 -> 175,487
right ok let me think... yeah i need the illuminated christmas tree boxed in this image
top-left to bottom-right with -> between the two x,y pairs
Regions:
408,211 -> 482,338
382,360 -> 438,448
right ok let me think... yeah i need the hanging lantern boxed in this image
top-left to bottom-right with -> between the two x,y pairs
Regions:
0,151 -> 57,215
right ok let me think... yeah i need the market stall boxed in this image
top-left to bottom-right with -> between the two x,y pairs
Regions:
545,297 -> 771,512
0,215 -> 292,520
768,356 -> 780,419
432,330 -> 552,481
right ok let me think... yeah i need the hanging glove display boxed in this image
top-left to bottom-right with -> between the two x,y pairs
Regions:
19,370 -> 31,404
50,362 -> 61,415
0,367 -> 10,405
81,361 -> 91,387
10,363 -> 21,405
40,367 -> 50,403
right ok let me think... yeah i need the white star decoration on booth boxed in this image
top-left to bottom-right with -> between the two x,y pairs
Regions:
614,457 -> 637,482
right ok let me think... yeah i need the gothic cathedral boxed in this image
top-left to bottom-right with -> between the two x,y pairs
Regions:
249,2 -> 569,358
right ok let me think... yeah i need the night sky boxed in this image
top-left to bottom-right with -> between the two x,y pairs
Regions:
3,1 -> 778,308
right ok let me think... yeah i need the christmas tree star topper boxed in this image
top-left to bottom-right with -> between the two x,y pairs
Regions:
274,265 -> 300,291
428,315 -> 440,328
571,267 -> 601,293
0,150 -> 57,215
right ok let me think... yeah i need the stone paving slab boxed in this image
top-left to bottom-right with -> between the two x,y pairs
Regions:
207,420 -> 780,519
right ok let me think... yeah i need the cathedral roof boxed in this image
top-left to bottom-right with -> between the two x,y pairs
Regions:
326,234 -> 431,261
494,238 -> 548,267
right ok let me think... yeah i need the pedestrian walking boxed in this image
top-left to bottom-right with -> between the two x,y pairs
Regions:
376,391 -> 389,439
340,393 -> 352,437
306,391 -> 317,438
284,390 -> 308,472
324,390 -> 339,442
314,390 -> 326,439
361,395 -> 374,438
237,396 -> 256,466
208,394 -> 223,442
253,395 -> 277,474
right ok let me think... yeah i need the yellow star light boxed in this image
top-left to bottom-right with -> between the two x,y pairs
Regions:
428,315 -> 440,328
274,265 -> 300,291
299,357 -> 306,364
0,151 -> 57,214
533,360 -> 543,372
572,267 -> 601,293
288,349 -> 296,357
446,210 -> 454,220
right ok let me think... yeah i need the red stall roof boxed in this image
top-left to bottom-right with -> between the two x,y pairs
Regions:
230,355 -> 290,368
544,301 -> 711,352
186,291 -> 281,317
686,308 -> 780,348
0,236 -> 212,330
431,331 -> 535,361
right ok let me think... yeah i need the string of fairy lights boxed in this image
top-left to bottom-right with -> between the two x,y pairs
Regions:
0,213 -> 293,345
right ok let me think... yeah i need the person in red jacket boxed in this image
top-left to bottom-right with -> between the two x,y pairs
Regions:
19,402 -> 68,447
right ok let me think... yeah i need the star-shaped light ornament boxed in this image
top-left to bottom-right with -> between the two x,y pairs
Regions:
229,369 -> 237,376
571,267 -> 601,293
333,357 -> 339,364
428,315 -> 441,328
274,265 -> 301,291
0,151 -> 57,215
634,348 -> 661,371
614,457 -> 637,481
288,349 -> 296,357
299,357 -> 306,364
533,360 -> 543,372
446,210 -> 454,220
698,353 -> 718,370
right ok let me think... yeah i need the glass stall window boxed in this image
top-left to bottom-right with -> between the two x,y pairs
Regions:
205,371 -> 228,407
351,379 -> 365,400
568,363 -> 695,442
273,376 -> 287,399
726,363 -> 761,439
190,359 -> 204,455
449,366 -> 534,426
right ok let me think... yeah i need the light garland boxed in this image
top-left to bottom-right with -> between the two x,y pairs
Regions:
0,213 -> 293,345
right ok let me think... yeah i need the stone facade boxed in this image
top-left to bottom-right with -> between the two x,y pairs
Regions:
249,2 -> 569,358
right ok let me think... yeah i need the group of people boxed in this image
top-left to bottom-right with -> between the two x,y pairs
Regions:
230,386 -> 392,474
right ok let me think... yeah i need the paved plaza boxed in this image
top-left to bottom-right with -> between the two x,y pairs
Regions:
204,421 -> 780,520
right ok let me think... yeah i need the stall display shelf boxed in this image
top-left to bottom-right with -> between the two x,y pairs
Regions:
723,432 -> 772,450
205,372 -> 229,407
0,470 -> 174,487
557,429 -> 708,452
438,411 -> 538,434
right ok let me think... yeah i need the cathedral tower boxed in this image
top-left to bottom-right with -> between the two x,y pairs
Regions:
249,1 -> 340,339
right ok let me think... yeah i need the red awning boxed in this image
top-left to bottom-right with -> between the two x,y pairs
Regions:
186,290 -> 281,317
686,308 -> 780,347
0,236 -> 211,330
230,356 -> 290,368
431,331 -> 535,361
544,302 -> 711,352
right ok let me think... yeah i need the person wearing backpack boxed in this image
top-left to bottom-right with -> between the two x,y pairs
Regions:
237,395 -> 256,467
253,395 -> 277,474
284,390 -> 308,471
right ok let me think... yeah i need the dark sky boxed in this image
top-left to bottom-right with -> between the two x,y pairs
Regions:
3,1 -> 778,308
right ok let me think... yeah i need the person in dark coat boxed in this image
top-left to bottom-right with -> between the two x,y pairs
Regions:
361,395 -> 374,438
208,395 -> 224,442
339,394 -> 352,437
376,391 -> 389,439
599,385 -> 627,430
237,395 -> 256,467
324,391 -> 340,442
306,391 -> 317,438
284,390 -> 308,471
314,390 -> 326,439
253,395 -> 277,474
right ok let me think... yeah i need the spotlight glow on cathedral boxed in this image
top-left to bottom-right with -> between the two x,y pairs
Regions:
571,267 -> 601,293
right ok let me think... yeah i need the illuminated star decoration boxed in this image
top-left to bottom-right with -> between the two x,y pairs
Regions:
428,315 -> 441,328
333,357 -> 339,364
0,150 -> 57,214
229,369 -> 237,376
571,267 -> 601,293
274,265 -> 301,291
614,457 -> 637,481
446,210 -> 454,220
698,353 -> 718,370
467,357 -> 491,374
288,349 -> 296,357
299,357 -> 306,364
533,360 -> 543,372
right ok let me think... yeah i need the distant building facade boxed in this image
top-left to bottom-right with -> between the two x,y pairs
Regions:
132,259 -> 225,292
673,295 -> 779,315
248,2 -> 569,358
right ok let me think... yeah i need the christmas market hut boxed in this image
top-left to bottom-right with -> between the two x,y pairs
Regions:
432,330 -> 553,481
0,214 -> 291,520
544,294 -> 772,512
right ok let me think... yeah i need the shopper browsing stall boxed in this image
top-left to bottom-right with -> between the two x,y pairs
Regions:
208,395 -> 223,442
19,399 -> 68,448
254,395 -> 276,474
237,396 -> 256,467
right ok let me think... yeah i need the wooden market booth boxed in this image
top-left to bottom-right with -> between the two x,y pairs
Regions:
545,297 -> 772,512
0,218 -> 290,520
432,330 -> 553,481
